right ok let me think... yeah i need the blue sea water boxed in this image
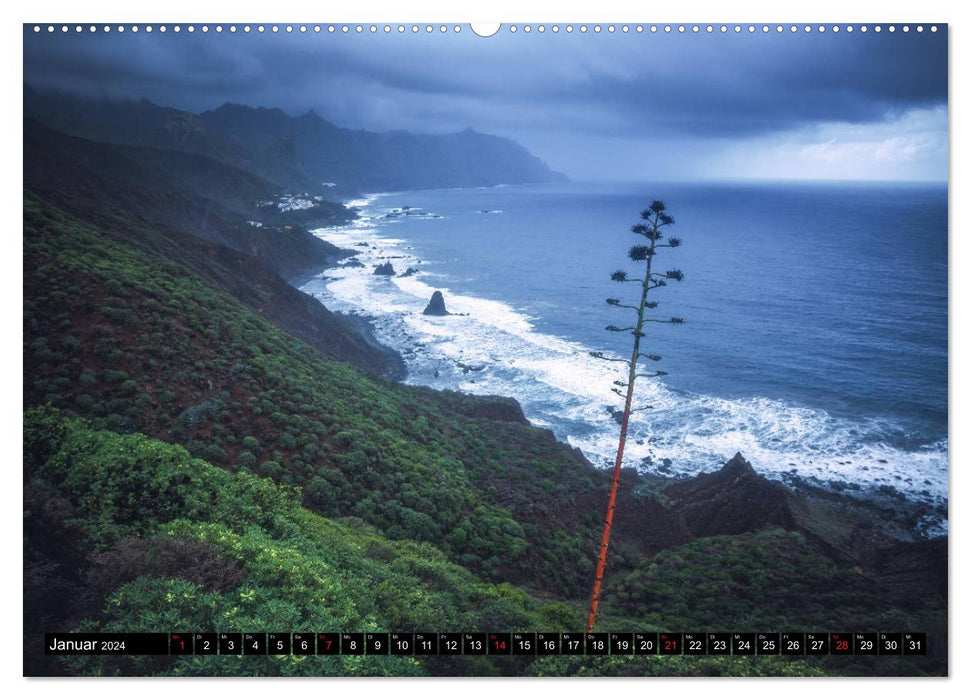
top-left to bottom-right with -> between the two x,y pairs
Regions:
301,181 -> 948,533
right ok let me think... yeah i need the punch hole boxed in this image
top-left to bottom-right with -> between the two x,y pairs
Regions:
471,23 -> 500,37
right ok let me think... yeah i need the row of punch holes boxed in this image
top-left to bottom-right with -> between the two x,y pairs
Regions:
32,24 -> 940,35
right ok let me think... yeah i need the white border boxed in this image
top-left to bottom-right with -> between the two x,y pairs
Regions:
4,1 -> 964,699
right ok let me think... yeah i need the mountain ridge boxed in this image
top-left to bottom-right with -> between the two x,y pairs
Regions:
25,86 -> 568,194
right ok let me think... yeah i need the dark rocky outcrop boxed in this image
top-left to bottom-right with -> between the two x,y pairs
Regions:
400,267 -> 419,277
657,453 -> 948,570
663,452 -> 801,537
422,290 -> 450,315
452,395 -> 528,424
374,262 -> 396,276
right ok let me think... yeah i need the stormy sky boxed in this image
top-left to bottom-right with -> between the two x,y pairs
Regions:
23,24 -> 948,181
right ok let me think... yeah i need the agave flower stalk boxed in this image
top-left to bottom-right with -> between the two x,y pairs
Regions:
586,200 -> 684,633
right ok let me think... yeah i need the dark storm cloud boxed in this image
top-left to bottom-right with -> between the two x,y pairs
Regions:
23,25 -> 946,139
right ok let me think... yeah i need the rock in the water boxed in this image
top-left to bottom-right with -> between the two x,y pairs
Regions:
374,262 -> 396,276
400,267 -> 419,277
423,290 -> 450,316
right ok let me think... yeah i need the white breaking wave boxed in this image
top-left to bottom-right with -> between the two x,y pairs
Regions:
303,196 -> 948,536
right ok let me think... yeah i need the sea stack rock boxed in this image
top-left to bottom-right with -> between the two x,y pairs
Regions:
423,290 -> 450,316
374,262 -> 396,276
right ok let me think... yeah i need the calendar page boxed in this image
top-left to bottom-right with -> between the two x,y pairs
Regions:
22,17 -> 948,678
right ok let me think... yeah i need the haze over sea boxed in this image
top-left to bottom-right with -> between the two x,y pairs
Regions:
302,181 -> 948,535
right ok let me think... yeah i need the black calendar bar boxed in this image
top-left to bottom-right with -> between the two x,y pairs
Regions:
43,632 -> 929,655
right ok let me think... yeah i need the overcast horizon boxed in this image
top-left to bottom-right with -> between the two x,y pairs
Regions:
23,25 -> 948,182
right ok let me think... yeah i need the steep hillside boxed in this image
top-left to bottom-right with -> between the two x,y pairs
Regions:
24,119 -> 351,281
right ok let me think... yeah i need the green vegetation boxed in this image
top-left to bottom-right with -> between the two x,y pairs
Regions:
603,529 -> 945,632
24,408 -> 571,676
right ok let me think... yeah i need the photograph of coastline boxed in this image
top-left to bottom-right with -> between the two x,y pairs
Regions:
23,23 -> 947,676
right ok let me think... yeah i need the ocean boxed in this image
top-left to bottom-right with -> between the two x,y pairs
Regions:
300,181 -> 948,535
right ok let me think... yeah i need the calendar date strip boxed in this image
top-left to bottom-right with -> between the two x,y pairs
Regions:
46,632 -> 927,656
